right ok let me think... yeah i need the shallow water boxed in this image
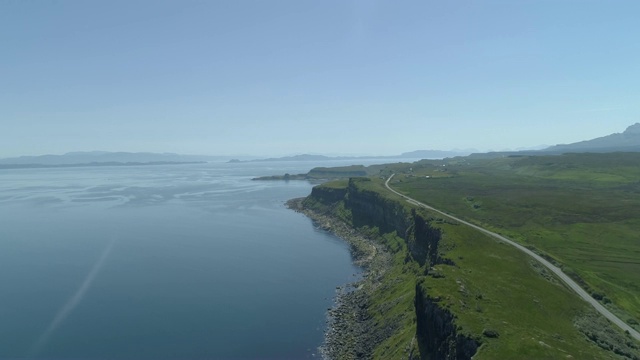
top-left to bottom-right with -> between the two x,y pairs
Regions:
0,160 -> 382,358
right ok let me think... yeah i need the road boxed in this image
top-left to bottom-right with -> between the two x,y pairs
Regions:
384,174 -> 640,341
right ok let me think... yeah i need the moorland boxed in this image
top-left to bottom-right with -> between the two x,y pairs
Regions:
392,152 -> 640,327
293,152 -> 640,359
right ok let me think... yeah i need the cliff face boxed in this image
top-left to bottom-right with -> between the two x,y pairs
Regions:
309,184 -> 347,205
342,178 -> 444,267
306,178 -> 478,359
344,178 -> 412,237
409,209 -> 443,267
415,284 -> 479,360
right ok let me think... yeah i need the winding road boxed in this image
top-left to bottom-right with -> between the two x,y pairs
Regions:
385,174 -> 640,341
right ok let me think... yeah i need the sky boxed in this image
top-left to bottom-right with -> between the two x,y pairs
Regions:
2,0 -> 639,158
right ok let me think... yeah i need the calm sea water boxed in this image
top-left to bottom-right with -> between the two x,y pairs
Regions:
0,160 -> 396,359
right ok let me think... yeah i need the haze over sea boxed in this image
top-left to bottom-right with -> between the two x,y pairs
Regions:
0,160 -> 396,359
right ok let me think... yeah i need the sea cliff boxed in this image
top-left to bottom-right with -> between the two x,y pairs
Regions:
292,175 -> 634,359
293,177 -> 479,359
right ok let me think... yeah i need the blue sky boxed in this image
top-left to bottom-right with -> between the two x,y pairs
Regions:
2,0 -> 639,157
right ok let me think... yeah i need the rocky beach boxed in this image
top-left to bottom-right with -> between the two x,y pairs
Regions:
286,198 -> 392,359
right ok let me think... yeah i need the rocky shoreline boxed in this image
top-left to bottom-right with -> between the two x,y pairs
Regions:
286,198 -> 391,360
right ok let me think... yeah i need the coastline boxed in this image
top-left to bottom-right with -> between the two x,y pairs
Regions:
286,198 -> 391,359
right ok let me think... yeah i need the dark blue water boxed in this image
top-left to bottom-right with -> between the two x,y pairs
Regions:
0,161 -> 389,359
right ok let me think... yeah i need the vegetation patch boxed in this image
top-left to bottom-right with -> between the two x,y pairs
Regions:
575,312 -> 640,359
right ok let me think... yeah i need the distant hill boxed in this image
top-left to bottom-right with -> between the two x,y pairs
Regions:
543,123 -> 640,153
467,123 -> 640,159
398,149 -> 473,159
0,151 -> 242,166
244,154 -> 337,162
0,161 -> 205,170
236,149 -> 473,163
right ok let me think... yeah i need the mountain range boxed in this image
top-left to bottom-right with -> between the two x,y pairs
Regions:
0,150 -> 474,167
2,123 -> 639,167
468,123 -> 640,159
235,149 -> 474,163
542,123 -> 640,153
0,152 -> 243,166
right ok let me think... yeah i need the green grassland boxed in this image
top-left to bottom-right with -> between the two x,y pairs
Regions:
253,162 -> 416,181
311,175 -> 638,358
391,152 -> 640,331
423,219 -> 623,359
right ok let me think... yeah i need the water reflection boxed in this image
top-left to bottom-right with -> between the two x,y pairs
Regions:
0,161 -> 366,358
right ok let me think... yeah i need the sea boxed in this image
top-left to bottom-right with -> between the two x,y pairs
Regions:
0,159 -> 401,359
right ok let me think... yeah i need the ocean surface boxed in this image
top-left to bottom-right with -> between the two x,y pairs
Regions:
0,160 -> 399,359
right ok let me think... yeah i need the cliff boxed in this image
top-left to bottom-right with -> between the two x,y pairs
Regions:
415,283 -> 479,360
311,177 -> 446,268
300,171 -> 637,359
344,178 -> 412,236
309,183 -> 348,204
304,177 -> 478,359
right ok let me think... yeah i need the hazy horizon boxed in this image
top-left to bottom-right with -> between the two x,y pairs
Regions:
2,1 -> 639,158
0,144 -> 554,161
0,148 -> 473,160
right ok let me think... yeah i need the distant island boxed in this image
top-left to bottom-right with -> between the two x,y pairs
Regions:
0,161 -> 205,170
0,149 -> 474,168
230,149 -> 474,163
7,123 -> 640,170
0,151 -> 246,166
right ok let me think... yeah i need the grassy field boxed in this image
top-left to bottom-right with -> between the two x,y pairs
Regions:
310,175 -> 639,358
422,216 -> 628,359
391,153 -> 640,332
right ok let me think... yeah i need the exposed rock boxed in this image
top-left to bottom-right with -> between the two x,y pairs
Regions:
482,329 -> 500,338
287,197 -> 391,359
415,283 -> 480,360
